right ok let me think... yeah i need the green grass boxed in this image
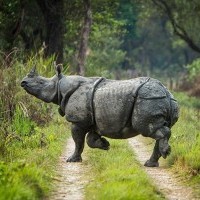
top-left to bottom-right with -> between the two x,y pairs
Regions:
0,117 -> 70,200
169,107 -> 200,169
166,92 -> 200,196
173,91 -> 200,109
168,106 -> 200,181
85,140 -> 164,200
168,92 -> 200,172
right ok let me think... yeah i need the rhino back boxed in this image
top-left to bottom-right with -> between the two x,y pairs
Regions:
137,78 -> 167,99
93,78 -> 148,135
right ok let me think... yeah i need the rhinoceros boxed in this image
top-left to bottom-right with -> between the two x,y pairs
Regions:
21,65 -> 179,167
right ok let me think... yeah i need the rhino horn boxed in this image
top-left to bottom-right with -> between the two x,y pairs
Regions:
28,65 -> 38,77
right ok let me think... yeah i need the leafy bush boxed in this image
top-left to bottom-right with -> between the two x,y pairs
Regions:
187,58 -> 200,80
184,59 -> 200,97
86,23 -> 126,77
0,50 -> 57,154
173,92 -> 200,109
0,116 -> 70,199
12,105 -> 36,137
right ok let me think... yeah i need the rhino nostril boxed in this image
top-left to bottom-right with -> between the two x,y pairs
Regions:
21,81 -> 27,87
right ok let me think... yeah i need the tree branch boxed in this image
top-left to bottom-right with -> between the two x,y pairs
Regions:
152,0 -> 200,53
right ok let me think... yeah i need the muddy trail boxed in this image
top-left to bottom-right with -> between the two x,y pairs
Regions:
129,136 -> 197,200
49,136 -> 197,200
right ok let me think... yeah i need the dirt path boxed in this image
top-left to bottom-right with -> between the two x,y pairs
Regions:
49,138 -> 88,200
128,136 -> 197,200
48,136 -> 197,200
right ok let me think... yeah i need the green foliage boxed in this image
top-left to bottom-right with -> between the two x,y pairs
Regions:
162,0 -> 200,46
25,49 -> 57,76
128,0 -> 196,77
0,0 -> 21,49
169,106 -> 200,183
0,48 -> 72,199
187,58 -> 200,80
0,162 -> 48,200
0,52 -> 59,157
164,92 -> 200,194
85,140 -> 164,200
116,0 -> 137,38
85,0 -> 140,75
1,0 -> 200,79
173,92 -> 200,109
86,24 -> 126,77
0,118 -> 70,200
12,105 -> 36,137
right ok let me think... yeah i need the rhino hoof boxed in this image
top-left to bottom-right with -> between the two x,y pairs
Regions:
144,160 -> 159,167
100,137 -> 110,150
66,155 -> 82,162
58,107 -> 65,117
160,145 -> 171,159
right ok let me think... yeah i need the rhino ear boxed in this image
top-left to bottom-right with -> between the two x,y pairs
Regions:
54,62 -> 63,76
30,65 -> 37,73
28,65 -> 38,77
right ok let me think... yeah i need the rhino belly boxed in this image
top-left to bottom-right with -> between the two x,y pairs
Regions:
93,81 -> 135,137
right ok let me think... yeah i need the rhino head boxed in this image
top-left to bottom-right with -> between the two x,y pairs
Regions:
21,65 -> 63,104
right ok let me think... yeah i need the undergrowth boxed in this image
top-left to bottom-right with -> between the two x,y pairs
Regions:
166,92 -> 200,197
85,140 -> 164,200
173,92 -> 200,109
0,51 -> 70,199
169,92 -> 200,171
0,117 -> 70,200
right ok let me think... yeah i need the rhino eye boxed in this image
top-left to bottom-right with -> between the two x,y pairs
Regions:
39,80 -> 43,84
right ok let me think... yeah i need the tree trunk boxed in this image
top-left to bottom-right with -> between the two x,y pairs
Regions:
36,0 -> 64,64
76,0 -> 92,76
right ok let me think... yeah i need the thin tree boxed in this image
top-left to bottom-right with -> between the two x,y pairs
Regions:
36,0 -> 64,63
76,0 -> 92,76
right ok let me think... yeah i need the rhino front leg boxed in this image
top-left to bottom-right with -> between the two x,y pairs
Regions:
86,131 -> 110,150
67,124 -> 87,162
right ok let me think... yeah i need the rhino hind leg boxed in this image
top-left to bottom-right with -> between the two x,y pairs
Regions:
153,126 -> 171,159
145,126 -> 171,167
66,124 -> 87,162
144,141 -> 161,167
86,131 -> 110,150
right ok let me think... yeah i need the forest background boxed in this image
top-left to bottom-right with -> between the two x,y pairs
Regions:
0,0 -> 200,199
1,0 -> 200,92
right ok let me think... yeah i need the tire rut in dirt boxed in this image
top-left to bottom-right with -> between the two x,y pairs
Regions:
129,136 -> 197,200
49,138 -> 89,200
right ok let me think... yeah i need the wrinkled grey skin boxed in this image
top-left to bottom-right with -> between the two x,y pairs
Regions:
21,66 -> 179,167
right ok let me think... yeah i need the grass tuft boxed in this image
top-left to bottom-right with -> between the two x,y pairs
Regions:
85,140 -> 164,200
0,117 -> 70,200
